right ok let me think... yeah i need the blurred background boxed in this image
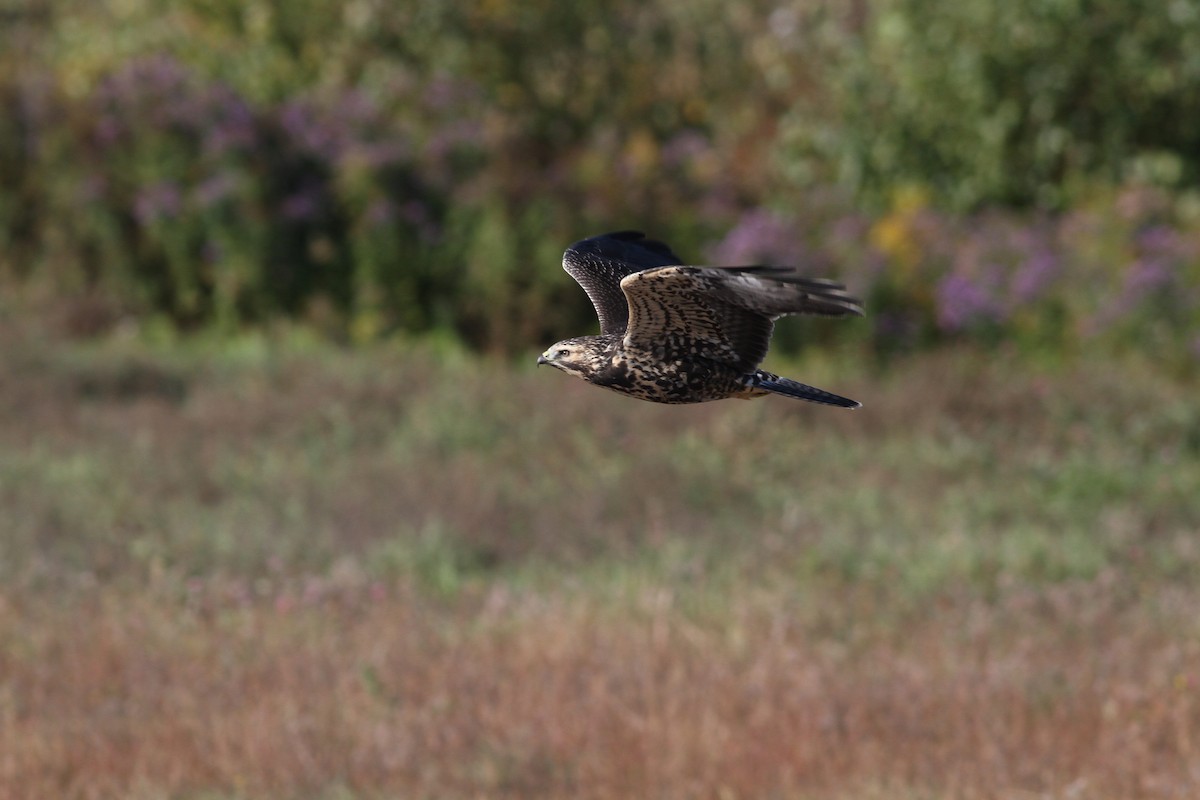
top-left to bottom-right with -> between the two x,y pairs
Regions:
4,0 -> 1200,354
3,1 -> 1200,798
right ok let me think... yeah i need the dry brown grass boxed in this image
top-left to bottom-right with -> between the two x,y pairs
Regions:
3,579 -> 1199,799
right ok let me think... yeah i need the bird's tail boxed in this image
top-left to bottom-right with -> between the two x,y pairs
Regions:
750,370 -> 861,409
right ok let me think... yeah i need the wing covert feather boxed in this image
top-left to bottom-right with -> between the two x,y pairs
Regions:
619,265 -> 862,372
620,267 -> 776,372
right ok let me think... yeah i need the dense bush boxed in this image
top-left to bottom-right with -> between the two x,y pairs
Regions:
778,0 -> 1200,209
0,0 -> 1198,360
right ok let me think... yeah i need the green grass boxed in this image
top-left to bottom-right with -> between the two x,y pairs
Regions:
3,329 -> 1198,599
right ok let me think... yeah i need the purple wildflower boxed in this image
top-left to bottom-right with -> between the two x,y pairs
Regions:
202,87 -> 257,156
710,209 -> 805,264
423,76 -> 461,111
335,89 -> 378,125
278,101 -> 346,160
1136,224 -> 1181,255
280,186 -> 324,221
133,182 -> 182,225
93,114 -> 122,146
1011,250 -> 1061,304
1125,258 -> 1174,295
936,273 -> 1003,331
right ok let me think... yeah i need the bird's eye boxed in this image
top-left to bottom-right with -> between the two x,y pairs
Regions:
557,348 -> 569,358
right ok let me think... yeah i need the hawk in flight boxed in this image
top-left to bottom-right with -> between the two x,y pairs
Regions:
538,231 -> 863,408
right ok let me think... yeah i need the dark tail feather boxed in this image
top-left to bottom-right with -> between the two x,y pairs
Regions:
754,371 -> 861,409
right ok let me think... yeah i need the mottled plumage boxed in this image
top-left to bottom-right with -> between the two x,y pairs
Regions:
538,231 -> 863,408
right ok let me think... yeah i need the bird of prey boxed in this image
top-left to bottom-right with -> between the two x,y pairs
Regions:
538,231 -> 863,408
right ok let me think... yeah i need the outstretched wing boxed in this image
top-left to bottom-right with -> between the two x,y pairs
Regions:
619,265 -> 862,373
562,231 -> 683,335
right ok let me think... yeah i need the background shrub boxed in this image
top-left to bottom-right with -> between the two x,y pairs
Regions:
779,0 -> 1200,209
1,0 -> 1197,360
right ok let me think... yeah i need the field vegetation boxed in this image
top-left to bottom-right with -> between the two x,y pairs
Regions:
2,323 -> 1199,798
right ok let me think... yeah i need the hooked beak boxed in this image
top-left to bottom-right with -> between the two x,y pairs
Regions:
536,354 -> 549,366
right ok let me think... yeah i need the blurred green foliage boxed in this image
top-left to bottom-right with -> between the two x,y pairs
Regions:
1,0 -> 1198,357
781,0 -> 1200,208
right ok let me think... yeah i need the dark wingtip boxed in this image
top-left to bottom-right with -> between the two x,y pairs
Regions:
567,231 -> 684,266
703,265 -> 865,317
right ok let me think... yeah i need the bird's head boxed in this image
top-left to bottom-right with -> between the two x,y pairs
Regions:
537,337 -> 605,380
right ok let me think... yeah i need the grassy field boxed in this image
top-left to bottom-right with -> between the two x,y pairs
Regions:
2,320 -> 1200,799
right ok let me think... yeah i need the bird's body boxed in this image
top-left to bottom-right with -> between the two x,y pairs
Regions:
539,231 -> 863,408
542,334 -> 753,404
